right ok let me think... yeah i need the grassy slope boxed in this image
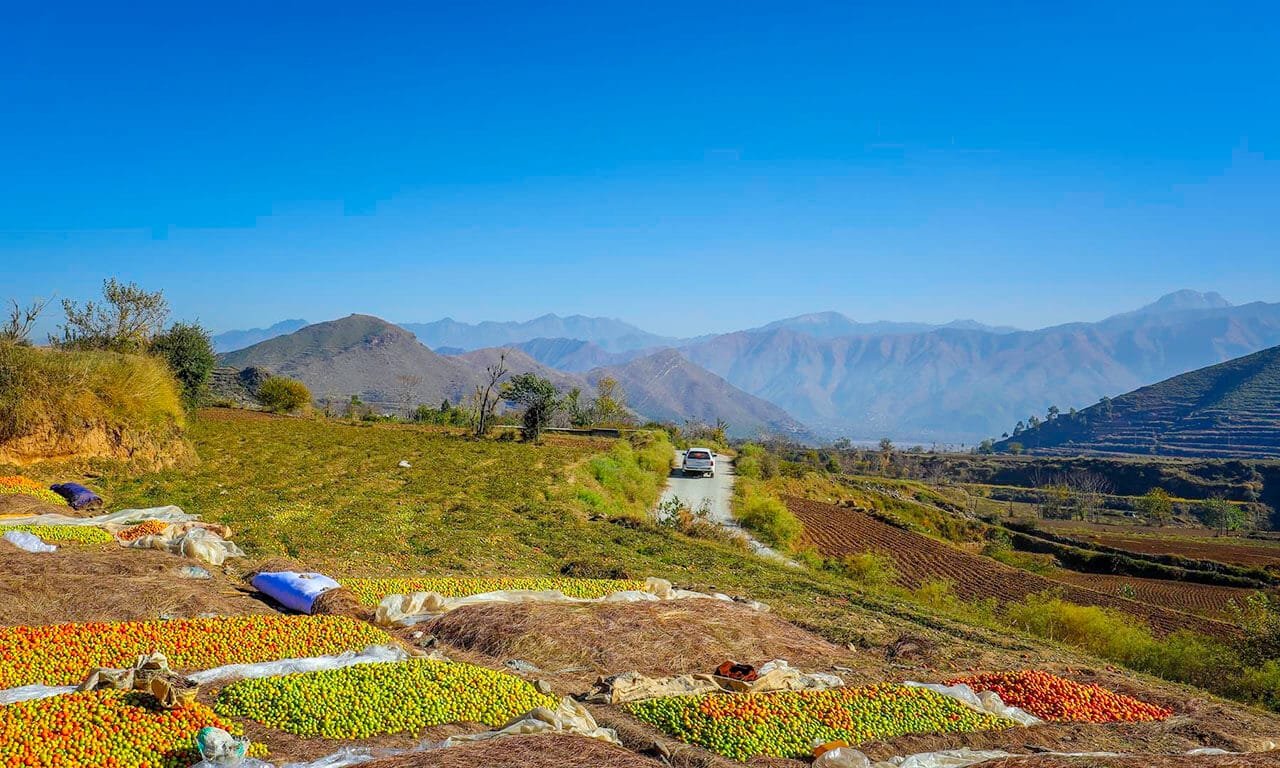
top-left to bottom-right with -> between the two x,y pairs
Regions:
9,410 -> 1023,651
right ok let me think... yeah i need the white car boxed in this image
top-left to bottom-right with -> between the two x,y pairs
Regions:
682,448 -> 716,477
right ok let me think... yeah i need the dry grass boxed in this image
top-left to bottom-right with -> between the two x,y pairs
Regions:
0,544 -> 273,625
427,599 -> 855,688
363,734 -> 661,768
0,344 -> 187,465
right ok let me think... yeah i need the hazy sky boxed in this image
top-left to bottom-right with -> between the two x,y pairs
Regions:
3,1 -> 1277,337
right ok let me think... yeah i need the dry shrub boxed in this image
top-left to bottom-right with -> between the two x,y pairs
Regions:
427,599 -> 850,686
363,734 -> 658,768
0,344 -> 187,465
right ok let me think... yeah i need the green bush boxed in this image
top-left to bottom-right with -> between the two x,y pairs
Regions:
835,551 -> 898,587
258,376 -> 312,414
150,322 -> 216,408
733,481 -> 803,550
578,431 -> 673,521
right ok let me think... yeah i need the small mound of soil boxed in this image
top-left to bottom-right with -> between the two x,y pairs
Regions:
0,545 -> 274,626
364,734 -> 658,768
0,493 -> 75,518
427,599 -> 854,688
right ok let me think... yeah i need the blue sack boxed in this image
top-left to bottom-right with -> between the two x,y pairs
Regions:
49,482 -> 103,511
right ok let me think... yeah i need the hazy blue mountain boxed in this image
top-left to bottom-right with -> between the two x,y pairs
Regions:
513,337 -> 646,372
400,314 -> 680,353
680,294 -> 1280,443
212,319 -> 308,353
587,349 -> 812,440
751,311 -> 1019,339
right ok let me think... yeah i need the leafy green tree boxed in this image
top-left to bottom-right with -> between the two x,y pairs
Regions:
502,373 -> 562,442
150,322 -> 217,408
1135,487 -> 1174,525
1199,497 -> 1248,535
565,387 -> 592,427
976,439 -> 995,454
590,376 -> 630,426
258,376 -> 312,414
57,278 -> 169,352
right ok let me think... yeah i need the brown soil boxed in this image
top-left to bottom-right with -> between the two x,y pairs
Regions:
425,599 -> 860,691
1049,571 -> 1254,618
0,422 -> 191,468
788,497 -> 1238,638
0,494 -> 79,518
1038,522 -> 1280,571
0,544 -> 274,625
362,734 -> 662,768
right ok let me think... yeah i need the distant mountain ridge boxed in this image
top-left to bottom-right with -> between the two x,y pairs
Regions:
751,312 -> 1020,338
220,291 -> 1280,442
218,315 -> 805,436
400,314 -> 681,353
587,349 -> 813,440
993,345 -> 1280,458
212,319 -> 308,353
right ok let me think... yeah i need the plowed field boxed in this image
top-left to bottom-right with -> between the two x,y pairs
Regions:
1049,571 -> 1253,618
787,497 -> 1237,638
1038,522 -> 1280,571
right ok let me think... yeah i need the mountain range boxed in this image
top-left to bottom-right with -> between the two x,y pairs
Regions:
213,291 -> 1280,445
993,344 -> 1280,458
218,315 -> 807,438
212,319 -> 309,353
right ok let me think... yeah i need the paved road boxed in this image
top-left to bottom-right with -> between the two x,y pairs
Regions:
659,450 -> 792,563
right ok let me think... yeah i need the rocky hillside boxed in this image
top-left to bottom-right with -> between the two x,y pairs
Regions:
220,316 -> 811,435
994,345 -> 1280,458
220,314 -> 477,409
587,349 -> 812,439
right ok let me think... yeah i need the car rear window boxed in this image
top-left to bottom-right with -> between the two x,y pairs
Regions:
687,451 -> 711,460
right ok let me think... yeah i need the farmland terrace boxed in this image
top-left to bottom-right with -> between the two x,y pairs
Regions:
786,496 -> 1240,638
3,410 -> 1280,766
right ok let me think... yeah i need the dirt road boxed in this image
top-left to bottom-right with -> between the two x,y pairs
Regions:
660,450 -> 792,563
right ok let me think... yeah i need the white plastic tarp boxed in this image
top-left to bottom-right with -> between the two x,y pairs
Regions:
902,681 -> 1042,726
250,571 -> 341,614
3,530 -> 56,553
2,646 -> 407,706
375,576 -> 767,626
187,645 -> 407,686
0,505 -> 196,527
816,748 -> 1126,768
0,684 -> 76,705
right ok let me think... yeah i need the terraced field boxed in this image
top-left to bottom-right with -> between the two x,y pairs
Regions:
787,497 -> 1237,638
1048,571 -> 1254,618
1038,522 -> 1280,571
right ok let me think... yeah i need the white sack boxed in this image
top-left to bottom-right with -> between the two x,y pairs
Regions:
251,571 -> 341,614
442,697 -> 619,746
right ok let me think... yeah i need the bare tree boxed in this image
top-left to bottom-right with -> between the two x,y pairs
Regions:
395,374 -> 422,412
1061,469 -> 1112,521
1,297 -> 50,346
473,352 -> 509,437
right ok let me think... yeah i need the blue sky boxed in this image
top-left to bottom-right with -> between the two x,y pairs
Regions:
2,1 -> 1277,337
